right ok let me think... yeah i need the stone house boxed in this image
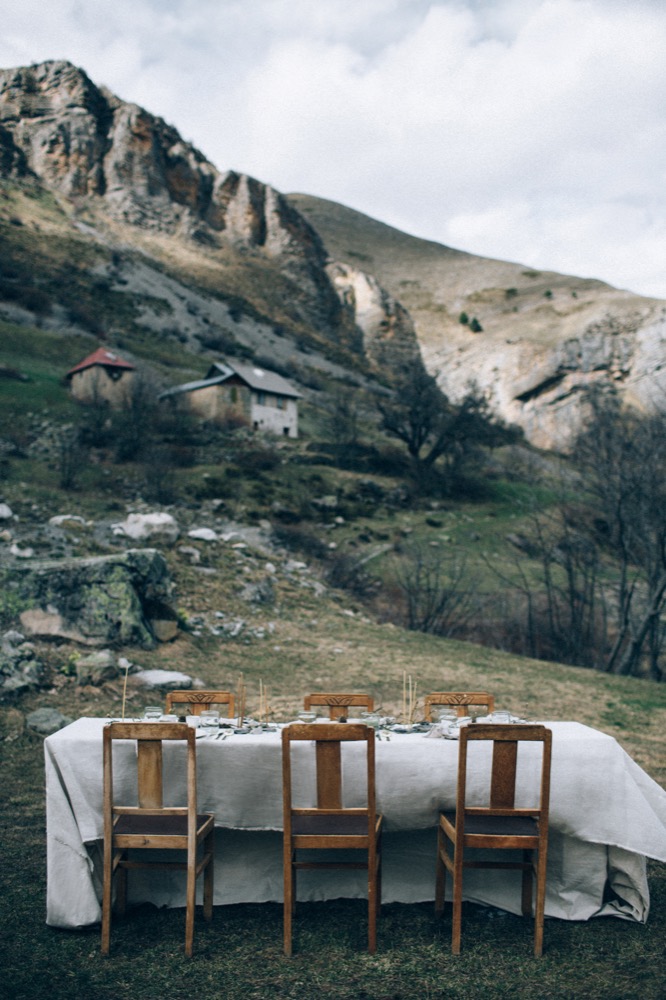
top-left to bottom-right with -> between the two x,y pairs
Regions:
160,360 -> 302,438
65,348 -> 135,408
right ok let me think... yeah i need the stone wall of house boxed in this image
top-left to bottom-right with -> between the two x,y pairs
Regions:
70,366 -> 135,408
251,395 -> 298,437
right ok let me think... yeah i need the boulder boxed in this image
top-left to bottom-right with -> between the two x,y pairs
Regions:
5,548 -> 174,649
26,707 -> 72,735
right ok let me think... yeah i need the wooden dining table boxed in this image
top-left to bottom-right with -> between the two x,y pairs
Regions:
44,718 -> 666,929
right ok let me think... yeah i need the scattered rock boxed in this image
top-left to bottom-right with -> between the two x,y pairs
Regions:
240,576 -> 276,606
133,669 -> 193,690
75,649 -> 119,685
0,503 -> 13,520
0,629 -> 45,700
10,542 -> 34,558
177,546 -> 201,564
187,527 -> 218,542
48,515 -> 88,531
112,512 -> 179,543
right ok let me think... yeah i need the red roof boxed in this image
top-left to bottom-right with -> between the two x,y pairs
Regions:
66,348 -> 135,378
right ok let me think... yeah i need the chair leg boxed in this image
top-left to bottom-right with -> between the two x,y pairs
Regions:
284,853 -> 294,956
368,856 -> 379,954
185,857 -> 196,958
116,857 -> 128,916
521,849 -> 533,917
203,831 -> 214,922
533,847 -> 548,957
101,851 -> 113,956
451,848 -> 464,955
434,824 -> 446,915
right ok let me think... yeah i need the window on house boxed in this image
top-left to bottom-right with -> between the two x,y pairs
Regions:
230,387 -> 238,403
257,391 -> 266,405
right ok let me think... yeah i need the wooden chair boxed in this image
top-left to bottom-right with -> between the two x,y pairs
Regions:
435,723 -> 552,956
303,692 -> 374,720
101,722 -> 215,958
165,690 -> 235,719
282,722 -> 383,955
424,691 -> 495,721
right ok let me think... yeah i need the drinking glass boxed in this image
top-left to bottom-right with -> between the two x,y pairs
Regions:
364,714 -> 381,730
143,706 -> 162,721
199,710 -> 220,735
434,708 -> 457,725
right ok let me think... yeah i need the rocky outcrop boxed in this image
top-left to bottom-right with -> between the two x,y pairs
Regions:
292,193 -> 666,452
0,60 -> 420,375
327,262 -> 422,372
4,548 -> 176,648
0,62 -> 312,254
434,310 -> 666,451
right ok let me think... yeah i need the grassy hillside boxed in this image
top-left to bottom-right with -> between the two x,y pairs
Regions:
1,562 -> 665,999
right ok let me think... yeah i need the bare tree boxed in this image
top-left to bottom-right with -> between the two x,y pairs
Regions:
481,501 -> 609,669
574,391 -> 666,679
392,542 -> 478,637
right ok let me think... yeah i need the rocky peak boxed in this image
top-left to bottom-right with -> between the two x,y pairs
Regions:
0,61 -> 326,261
0,59 -> 425,369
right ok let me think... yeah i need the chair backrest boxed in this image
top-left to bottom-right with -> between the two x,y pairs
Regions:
303,693 -> 374,719
103,722 -> 197,817
424,691 -> 495,721
282,723 -> 376,826
165,690 -> 235,718
456,723 -> 551,822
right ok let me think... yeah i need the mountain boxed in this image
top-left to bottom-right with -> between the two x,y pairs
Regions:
0,59 -> 420,392
289,194 -> 666,451
1,59 -> 665,451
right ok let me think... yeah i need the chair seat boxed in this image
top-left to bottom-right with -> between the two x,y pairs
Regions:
292,813 -> 371,837
441,811 -> 539,838
114,813 -> 213,837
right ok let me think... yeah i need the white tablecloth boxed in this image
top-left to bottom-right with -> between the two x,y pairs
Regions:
44,719 -> 666,929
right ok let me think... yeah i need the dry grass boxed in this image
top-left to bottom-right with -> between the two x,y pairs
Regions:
1,541 -> 665,1000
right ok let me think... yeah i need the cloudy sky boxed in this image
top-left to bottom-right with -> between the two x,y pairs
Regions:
2,0 -> 665,298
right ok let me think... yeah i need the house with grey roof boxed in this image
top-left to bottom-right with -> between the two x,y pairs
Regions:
160,360 -> 302,438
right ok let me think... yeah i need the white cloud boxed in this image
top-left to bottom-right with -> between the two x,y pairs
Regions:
0,0 -> 664,298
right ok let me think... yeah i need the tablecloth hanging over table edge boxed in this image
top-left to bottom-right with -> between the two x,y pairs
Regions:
44,718 -> 666,929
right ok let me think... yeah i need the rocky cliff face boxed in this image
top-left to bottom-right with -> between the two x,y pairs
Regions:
291,194 -> 666,450
3,60 -> 664,450
0,59 -> 420,371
